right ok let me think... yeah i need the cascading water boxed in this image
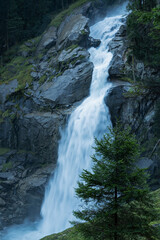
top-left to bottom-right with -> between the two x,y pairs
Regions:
0,2 -> 127,239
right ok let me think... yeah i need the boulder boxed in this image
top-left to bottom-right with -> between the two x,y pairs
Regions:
37,26 -> 57,52
39,61 -> 93,106
56,14 -> 90,50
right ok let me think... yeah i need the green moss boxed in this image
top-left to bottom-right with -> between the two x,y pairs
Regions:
0,35 -> 42,93
81,29 -> 87,35
0,118 -> 3,123
17,149 -> 35,155
66,44 -> 79,53
2,110 -> 10,118
40,227 -> 91,240
2,162 -> 13,172
70,54 -> 85,66
39,75 -> 47,84
0,148 -> 10,155
50,0 -> 94,27
56,72 -> 63,77
10,113 -> 17,121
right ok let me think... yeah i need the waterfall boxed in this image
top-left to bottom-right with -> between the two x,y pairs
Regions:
0,2 -> 127,240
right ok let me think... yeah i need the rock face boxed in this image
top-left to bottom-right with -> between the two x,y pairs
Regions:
37,26 -> 57,52
105,84 -> 160,189
0,111 -> 67,228
108,24 -> 127,80
0,0 -> 101,229
56,14 -> 90,50
39,61 -> 93,106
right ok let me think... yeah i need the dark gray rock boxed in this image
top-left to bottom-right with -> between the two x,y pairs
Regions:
105,84 -> 160,189
105,85 -> 158,134
0,80 -> 18,104
39,61 -> 93,106
58,46 -> 90,63
108,24 -> 128,80
88,37 -> 101,48
0,198 -> 6,207
56,14 -> 90,50
37,26 -> 57,52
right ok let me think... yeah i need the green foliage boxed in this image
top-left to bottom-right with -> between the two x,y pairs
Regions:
66,44 -> 79,53
73,125 -> 159,240
2,162 -> 13,172
2,110 -> 10,118
0,148 -> 10,155
0,55 -> 34,92
128,0 -> 157,11
151,188 -> 160,225
153,100 -> 160,138
127,4 -> 160,68
40,226 -> 91,240
39,75 -> 47,84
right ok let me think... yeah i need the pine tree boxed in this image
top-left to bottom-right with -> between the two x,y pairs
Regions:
73,125 -> 159,240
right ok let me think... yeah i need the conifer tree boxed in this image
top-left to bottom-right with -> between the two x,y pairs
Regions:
73,125 -> 158,240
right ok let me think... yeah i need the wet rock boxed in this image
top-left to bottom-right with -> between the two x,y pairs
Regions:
108,24 -> 127,80
88,37 -> 101,48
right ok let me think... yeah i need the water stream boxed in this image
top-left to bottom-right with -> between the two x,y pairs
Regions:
1,2 -> 127,239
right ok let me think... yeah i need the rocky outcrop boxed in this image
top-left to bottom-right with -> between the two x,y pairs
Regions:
106,17 -> 160,189
37,26 -> 57,52
0,1 -> 99,229
0,111 -> 67,228
106,84 -> 160,188
108,24 -> 127,80
56,14 -> 90,50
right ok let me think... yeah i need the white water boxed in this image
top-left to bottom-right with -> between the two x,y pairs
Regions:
0,2 -> 127,240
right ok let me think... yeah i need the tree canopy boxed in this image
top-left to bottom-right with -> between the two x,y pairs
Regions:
73,126 -> 159,240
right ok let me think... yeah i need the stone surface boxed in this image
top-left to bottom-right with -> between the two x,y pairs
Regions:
39,61 -> 93,106
37,26 -> 57,53
0,79 -> 18,104
56,14 -> 90,50
108,24 -> 127,80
